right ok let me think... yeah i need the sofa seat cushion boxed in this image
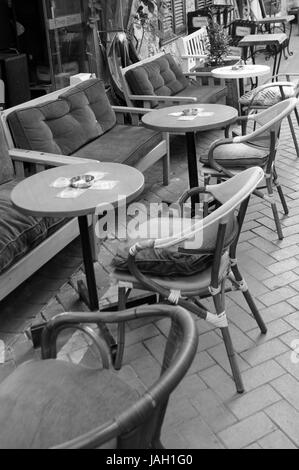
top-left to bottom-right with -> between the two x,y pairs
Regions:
174,81 -> 227,104
0,123 -> 14,185
7,79 -> 116,156
0,179 -> 64,275
125,54 -> 189,108
73,124 -> 163,167
112,216 -> 238,277
239,83 -> 298,107
0,359 -> 139,449
200,142 -> 269,168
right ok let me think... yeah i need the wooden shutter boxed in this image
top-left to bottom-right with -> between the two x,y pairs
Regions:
161,0 -> 175,40
160,0 -> 186,42
173,0 -> 186,34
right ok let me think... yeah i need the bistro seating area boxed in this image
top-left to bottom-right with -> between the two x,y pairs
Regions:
1,0 -> 299,451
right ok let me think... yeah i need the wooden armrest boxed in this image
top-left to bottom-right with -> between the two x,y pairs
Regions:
112,105 -> 152,115
9,149 -> 94,167
180,54 -> 207,59
129,94 -> 197,103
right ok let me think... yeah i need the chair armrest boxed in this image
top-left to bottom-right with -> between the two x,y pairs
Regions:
9,149 -> 93,167
128,94 -> 197,104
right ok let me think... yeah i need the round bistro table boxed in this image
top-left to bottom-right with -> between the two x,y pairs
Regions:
211,64 -> 270,99
142,103 -> 238,196
11,162 -> 145,313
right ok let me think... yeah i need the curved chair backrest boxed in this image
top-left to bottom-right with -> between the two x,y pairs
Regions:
45,305 -> 198,449
154,167 -> 264,250
237,97 -> 299,146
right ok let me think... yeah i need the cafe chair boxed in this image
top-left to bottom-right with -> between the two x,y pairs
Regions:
200,98 -> 299,240
0,305 -> 198,449
239,74 -> 299,157
111,168 -> 266,394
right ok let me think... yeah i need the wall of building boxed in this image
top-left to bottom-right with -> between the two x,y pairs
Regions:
130,0 -> 196,59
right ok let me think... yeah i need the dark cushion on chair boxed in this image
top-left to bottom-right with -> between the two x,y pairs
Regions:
7,79 -> 116,156
239,84 -> 297,107
73,124 -> 163,167
0,124 -> 14,185
112,216 -> 238,277
0,179 -> 64,275
125,54 -> 189,108
0,359 -> 140,449
200,142 -> 269,168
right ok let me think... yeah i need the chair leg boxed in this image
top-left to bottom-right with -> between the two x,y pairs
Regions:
231,265 -> 267,335
265,175 -> 284,240
273,167 -> 289,215
294,107 -> 299,127
287,114 -> 299,158
213,292 -> 244,394
113,287 -> 127,370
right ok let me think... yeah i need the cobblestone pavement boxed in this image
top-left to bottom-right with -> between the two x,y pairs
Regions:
1,34 -> 299,449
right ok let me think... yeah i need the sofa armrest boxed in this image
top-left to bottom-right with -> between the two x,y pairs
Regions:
128,94 -> 197,109
112,105 -> 153,125
9,148 -> 94,177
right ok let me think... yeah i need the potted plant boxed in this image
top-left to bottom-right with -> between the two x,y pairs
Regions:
206,19 -> 231,67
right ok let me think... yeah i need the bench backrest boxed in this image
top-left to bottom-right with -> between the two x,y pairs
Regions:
176,28 -> 208,72
121,53 -> 189,108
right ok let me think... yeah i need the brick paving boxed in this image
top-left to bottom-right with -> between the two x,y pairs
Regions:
1,36 -> 299,449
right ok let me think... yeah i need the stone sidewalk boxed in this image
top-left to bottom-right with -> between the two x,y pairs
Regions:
1,37 -> 299,449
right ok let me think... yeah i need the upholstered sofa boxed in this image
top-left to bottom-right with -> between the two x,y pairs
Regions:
0,121 -> 94,301
0,79 -> 169,301
2,78 -> 169,184
121,52 -> 227,109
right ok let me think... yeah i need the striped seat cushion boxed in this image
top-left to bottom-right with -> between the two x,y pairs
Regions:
239,84 -> 297,107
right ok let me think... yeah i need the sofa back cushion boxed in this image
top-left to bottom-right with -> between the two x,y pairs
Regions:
7,79 -> 116,156
0,123 -> 14,185
125,54 -> 189,107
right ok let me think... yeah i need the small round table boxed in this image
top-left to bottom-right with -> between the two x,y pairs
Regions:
142,103 -> 238,197
11,162 -> 145,314
211,64 -> 270,99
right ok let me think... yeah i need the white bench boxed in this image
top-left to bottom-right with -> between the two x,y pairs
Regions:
176,27 -> 240,73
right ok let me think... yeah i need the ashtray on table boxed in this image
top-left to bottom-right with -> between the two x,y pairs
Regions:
182,108 -> 198,116
231,64 -> 245,71
70,175 -> 95,189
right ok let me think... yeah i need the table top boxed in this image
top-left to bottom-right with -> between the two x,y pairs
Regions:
239,33 -> 288,47
211,64 -> 270,79
11,162 -> 145,218
142,104 -> 238,134
254,15 -> 295,24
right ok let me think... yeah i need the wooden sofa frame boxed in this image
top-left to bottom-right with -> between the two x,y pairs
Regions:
0,86 -> 169,301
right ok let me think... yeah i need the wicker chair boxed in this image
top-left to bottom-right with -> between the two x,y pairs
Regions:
0,305 -> 198,449
112,168 -> 266,394
239,74 -> 299,157
200,98 -> 299,240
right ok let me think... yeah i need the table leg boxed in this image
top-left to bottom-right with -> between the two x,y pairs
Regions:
78,215 -> 117,354
186,132 -> 200,210
78,215 -> 99,311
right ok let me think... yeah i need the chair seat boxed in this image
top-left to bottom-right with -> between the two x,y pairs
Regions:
114,252 -> 230,297
239,84 -> 297,107
0,360 -> 140,449
200,142 -> 269,168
